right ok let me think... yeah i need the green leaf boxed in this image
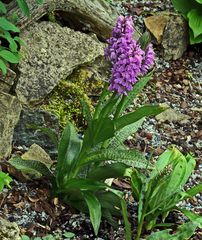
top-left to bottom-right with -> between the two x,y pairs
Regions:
185,183 -> 202,198
21,235 -> 30,240
109,118 -> 144,149
80,148 -> 150,169
120,71 -> 153,114
147,220 -> 201,239
171,0 -> 198,14
0,59 -> 7,75
92,118 -> 115,146
189,29 -> 202,44
99,93 -> 120,118
97,191 -> 122,216
35,0 -> 44,4
83,192 -> 101,235
164,157 -> 187,196
59,178 -> 108,192
14,36 -> 25,46
16,0 -> 30,16
0,17 -> 20,32
0,2 -> 7,14
114,104 -> 166,131
0,171 -> 12,192
179,208 -> 202,227
0,50 -> 20,63
150,148 -> 173,179
87,162 -> 129,180
57,121 -> 82,184
120,199 -> 132,240
8,156 -> 53,177
196,0 -> 202,3
131,169 -> 144,200
0,32 -> 18,52
187,9 -> 202,38
63,232 -> 75,238
180,154 -> 196,186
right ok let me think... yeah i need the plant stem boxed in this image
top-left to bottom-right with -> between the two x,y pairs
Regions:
113,95 -> 126,119
135,214 -> 145,240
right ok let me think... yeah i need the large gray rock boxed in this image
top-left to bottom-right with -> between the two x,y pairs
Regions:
0,92 -> 22,159
6,0 -> 118,40
144,12 -> 188,60
0,217 -> 21,240
13,108 -> 59,159
16,21 -> 105,105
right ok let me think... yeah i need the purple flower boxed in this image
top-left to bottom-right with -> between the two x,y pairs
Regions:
105,16 -> 155,95
140,43 -> 155,75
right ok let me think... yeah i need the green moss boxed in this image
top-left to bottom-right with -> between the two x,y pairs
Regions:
42,67 -> 103,130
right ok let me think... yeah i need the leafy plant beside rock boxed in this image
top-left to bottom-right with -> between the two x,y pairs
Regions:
0,0 -> 44,75
131,146 -> 202,239
171,0 -> 202,44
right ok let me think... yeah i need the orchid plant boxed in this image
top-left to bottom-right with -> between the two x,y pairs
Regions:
9,16 -> 166,239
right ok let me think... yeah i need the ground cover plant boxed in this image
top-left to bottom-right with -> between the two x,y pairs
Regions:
7,14 -> 202,240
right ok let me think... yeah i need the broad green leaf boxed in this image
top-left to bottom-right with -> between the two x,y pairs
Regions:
109,118 -> 144,149
147,220 -> 201,239
0,17 -> 20,32
189,29 -> 202,44
114,105 -> 166,131
83,192 -> 101,235
59,178 -> 108,192
196,0 -> 202,3
150,148 -> 173,179
0,2 -> 7,14
171,0 -> 198,14
16,0 -> 30,16
80,148 -> 150,169
165,158 -> 187,196
0,171 -> 12,192
188,9 -> 202,38
97,191 -> 122,216
120,71 -> 153,114
87,162 -> 129,180
57,122 -> 82,184
92,118 -> 115,146
8,156 -> 52,177
0,59 -> 7,75
0,50 -> 20,63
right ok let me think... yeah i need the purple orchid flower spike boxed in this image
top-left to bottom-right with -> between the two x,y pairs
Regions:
105,16 -> 155,95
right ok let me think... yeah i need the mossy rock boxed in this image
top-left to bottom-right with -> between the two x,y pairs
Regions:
41,64 -> 106,130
